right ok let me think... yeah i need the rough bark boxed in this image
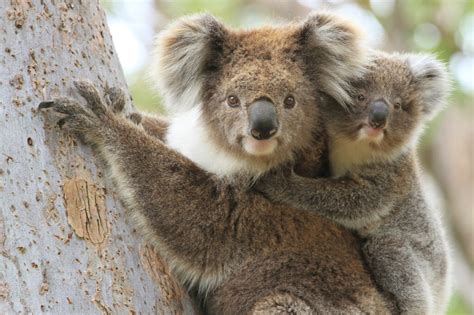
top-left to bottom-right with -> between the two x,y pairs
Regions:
0,1 -> 194,314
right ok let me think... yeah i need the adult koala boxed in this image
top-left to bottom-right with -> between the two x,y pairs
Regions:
40,13 -> 393,314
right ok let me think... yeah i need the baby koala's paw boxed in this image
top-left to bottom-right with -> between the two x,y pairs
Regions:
254,165 -> 293,201
104,86 -> 143,126
39,80 -> 115,144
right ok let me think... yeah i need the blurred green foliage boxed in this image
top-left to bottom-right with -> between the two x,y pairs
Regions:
128,71 -> 164,113
159,0 -> 244,25
447,292 -> 472,315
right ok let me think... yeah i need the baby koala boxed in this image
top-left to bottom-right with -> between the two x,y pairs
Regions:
256,52 -> 451,315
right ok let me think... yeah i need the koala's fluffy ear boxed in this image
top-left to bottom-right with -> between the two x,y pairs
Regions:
150,14 -> 227,113
406,53 -> 451,119
299,11 -> 369,106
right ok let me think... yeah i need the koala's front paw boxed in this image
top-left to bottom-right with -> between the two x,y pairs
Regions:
104,86 -> 143,126
104,86 -> 126,114
254,167 -> 292,201
39,80 -> 114,144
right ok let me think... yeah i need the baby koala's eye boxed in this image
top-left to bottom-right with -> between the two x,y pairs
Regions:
284,95 -> 296,109
357,94 -> 365,102
227,95 -> 240,108
394,102 -> 401,110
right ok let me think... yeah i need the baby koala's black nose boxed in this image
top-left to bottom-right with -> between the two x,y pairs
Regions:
368,100 -> 389,129
249,99 -> 279,140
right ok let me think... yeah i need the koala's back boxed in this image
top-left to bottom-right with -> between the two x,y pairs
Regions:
205,192 -> 392,314
376,178 -> 451,312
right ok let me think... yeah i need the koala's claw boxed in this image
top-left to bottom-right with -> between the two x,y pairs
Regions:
38,81 -> 138,143
127,112 -> 143,125
73,80 -> 108,117
104,86 -> 126,114
39,97 -> 89,116
103,85 -> 143,126
38,100 -> 55,109
38,96 -> 93,128
57,117 -> 70,128
38,81 -> 117,143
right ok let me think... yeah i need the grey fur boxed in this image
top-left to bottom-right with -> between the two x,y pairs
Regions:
256,52 -> 452,315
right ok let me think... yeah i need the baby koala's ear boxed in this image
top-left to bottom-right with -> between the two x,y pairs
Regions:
150,14 -> 228,113
406,53 -> 451,120
298,11 -> 370,107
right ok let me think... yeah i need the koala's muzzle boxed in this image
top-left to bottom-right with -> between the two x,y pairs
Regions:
368,100 -> 389,129
248,99 -> 279,140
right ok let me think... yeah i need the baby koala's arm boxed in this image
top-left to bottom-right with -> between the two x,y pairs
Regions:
255,158 -> 412,229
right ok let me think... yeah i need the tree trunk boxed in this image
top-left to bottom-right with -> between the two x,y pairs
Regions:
0,1 -> 194,314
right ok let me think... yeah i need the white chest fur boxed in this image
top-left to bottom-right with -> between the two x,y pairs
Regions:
329,129 -> 397,178
329,137 -> 376,177
165,106 -> 251,178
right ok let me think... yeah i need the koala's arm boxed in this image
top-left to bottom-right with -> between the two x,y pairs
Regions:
256,158 -> 413,229
104,122 -> 237,266
39,81 -> 269,277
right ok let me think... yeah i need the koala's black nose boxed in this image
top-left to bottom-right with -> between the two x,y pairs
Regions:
368,100 -> 389,129
248,99 -> 279,140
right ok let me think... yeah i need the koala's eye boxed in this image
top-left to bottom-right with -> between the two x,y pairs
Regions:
394,102 -> 401,110
357,94 -> 365,102
284,95 -> 296,109
227,95 -> 240,108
